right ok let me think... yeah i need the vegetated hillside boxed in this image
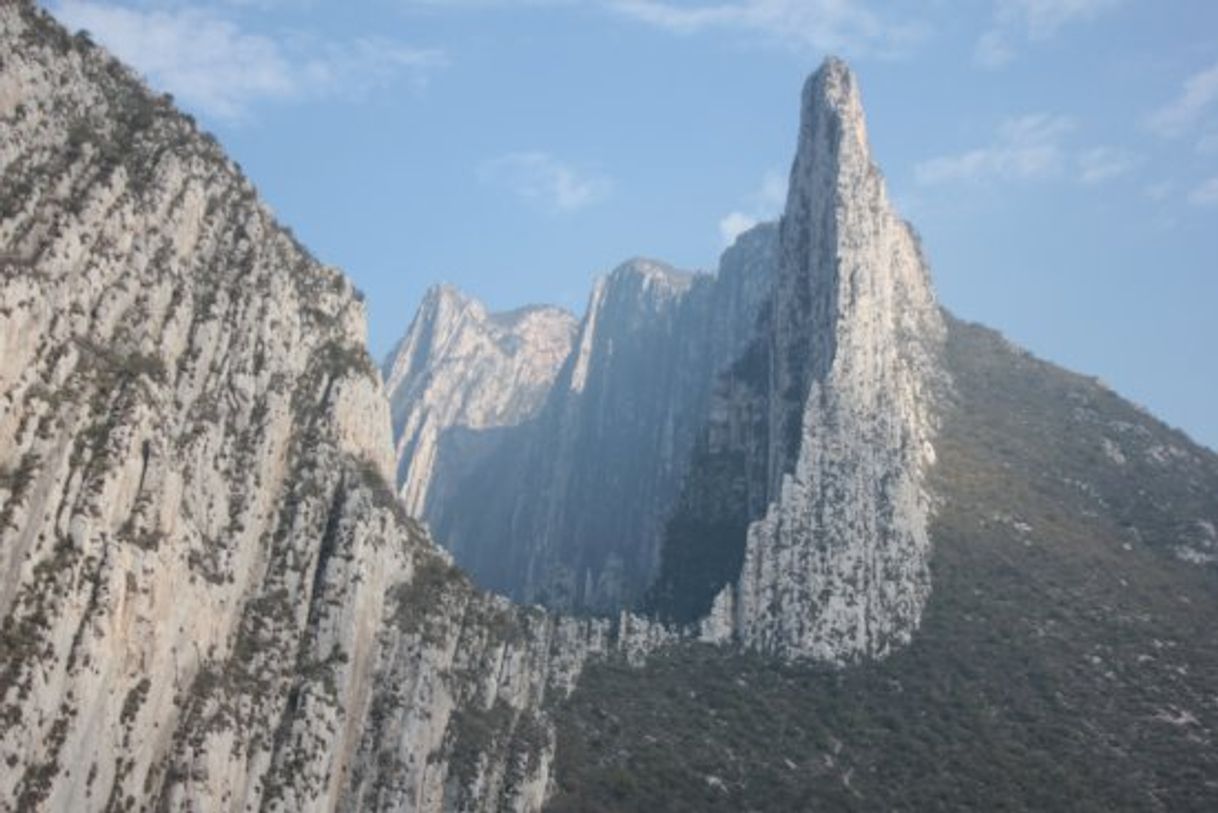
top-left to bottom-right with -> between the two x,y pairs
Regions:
547,315 -> 1218,812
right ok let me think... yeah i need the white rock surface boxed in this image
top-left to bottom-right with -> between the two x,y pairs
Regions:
0,6 -> 657,811
383,286 -> 576,517
727,59 -> 947,662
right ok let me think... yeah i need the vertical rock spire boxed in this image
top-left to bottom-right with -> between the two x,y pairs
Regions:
716,57 -> 947,662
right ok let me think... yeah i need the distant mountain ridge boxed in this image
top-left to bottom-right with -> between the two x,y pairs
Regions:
385,229 -> 777,613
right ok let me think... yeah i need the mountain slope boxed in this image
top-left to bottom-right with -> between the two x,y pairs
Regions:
547,314 -> 1218,811
0,6 -> 648,811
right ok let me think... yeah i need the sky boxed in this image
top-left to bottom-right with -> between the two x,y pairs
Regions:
45,0 -> 1218,450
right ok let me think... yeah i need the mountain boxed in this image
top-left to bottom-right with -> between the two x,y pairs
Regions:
0,5 -> 661,811
384,230 -> 776,613
386,55 -> 1218,813
648,59 -> 945,663
383,285 -> 577,517
549,315 -> 1218,811
389,60 -> 946,664
5,1 -> 1217,810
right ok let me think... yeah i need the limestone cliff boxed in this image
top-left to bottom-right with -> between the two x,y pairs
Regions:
383,285 -> 576,517
394,59 -> 946,664
0,5 -> 650,811
657,59 -> 946,662
387,230 -> 776,613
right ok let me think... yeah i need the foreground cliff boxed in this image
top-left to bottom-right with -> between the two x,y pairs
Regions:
0,6 -> 658,811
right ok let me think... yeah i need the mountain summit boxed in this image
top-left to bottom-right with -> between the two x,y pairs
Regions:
701,55 -> 946,660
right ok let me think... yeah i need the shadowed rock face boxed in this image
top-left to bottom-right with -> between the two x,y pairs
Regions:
386,230 -> 777,614
0,6 -> 661,811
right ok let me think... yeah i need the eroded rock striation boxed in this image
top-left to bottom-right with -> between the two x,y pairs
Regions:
383,285 -> 577,518
0,5 -> 657,811
386,231 -> 777,613
690,59 -> 946,661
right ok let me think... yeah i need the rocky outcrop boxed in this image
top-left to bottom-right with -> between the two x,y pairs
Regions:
0,6 -> 648,811
383,286 -> 576,517
390,230 -> 777,613
725,60 -> 946,661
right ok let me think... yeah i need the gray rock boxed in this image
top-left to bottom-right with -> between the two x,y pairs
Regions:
0,6 -> 655,810
386,232 -> 776,613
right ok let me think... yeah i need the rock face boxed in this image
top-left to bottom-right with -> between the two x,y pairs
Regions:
691,59 -> 946,661
0,6 -> 656,811
387,231 -> 776,613
383,285 -> 577,517
394,59 -> 945,663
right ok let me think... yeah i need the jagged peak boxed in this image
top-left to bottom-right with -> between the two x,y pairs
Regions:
597,258 -> 703,304
415,283 -> 573,332
801,56 -> 866,148
722,220 -> 778,257
611,257 -> 696,283
487,303 -> 577,331
417,281 -> 480,315
783,56 -> 874,222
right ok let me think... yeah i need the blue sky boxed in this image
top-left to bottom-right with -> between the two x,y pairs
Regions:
47,1 -> 1218,450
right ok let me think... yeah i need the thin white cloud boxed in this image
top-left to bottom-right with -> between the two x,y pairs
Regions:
719,212 -> 758,245
1144,180 -> 1174,202
1188,176 -> 1218,207
607,0 -> 929,58
51,1 -> 446,120
718,168 -> 787,245
915,114 -> 1075,185
1076,146 -> 1135,184
994,0 -> 1120,39
1147,61 -> 1218,139
973,30 -> 1013,69
975,0 -> 1120,69
480,152 -> 612,213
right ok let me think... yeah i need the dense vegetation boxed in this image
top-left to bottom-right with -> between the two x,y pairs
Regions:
548,315 -> 1218,811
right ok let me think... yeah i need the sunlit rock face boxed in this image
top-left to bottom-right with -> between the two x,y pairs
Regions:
386,229 -> 777,614
0,5 -> 657,811
383,286 -> 577,519
726,60 -> 946,661
657,59 -> 946,663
